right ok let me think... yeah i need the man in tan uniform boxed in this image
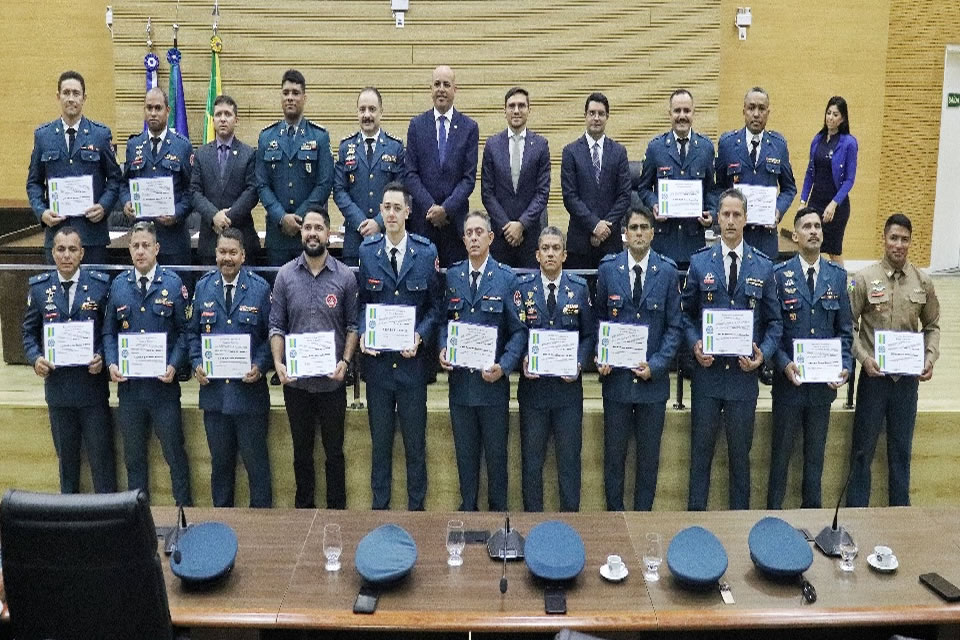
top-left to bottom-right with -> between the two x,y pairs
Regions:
846,213 -> 939,507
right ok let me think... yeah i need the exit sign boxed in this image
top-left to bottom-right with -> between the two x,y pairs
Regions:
949,93 -> 960,108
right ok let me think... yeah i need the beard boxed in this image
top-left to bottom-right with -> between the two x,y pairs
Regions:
302,240 -> 327,257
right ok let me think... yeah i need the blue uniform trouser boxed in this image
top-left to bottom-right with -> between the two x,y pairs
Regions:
519,401 -> 582,512
48,404 -> 117,494
846,374 -> 919,507
117,396 -> 192,505
449,401 -> 509,512
283,385 -> 347,509
203,411 -> 272,508
367,383 -> 428,510
767,402 -> 831,509
603,400 -> 666,512
688,393 -> 758,510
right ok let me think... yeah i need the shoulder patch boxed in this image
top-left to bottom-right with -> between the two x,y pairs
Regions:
247,270 -> 269,287
340,131 -> 359,143
751,248 -> 772,262
383,130 -> 403,143
409,233 -> 431,246
88,270 -> 110,283
196,269 -> 218,284
774,261 -> 789,272
766,129 -> 786,143
599,253 -> 619,264
304,119 -> 326,132
261,121 -> 281,133
28,272 -> 51,285
517,273 -> 537,285
497,262 -> 515,272
567,273 -> 587,286
361,233 -> 382,245
718,129 -> 739,142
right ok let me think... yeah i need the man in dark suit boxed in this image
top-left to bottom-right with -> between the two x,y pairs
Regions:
481,87 -> 551,268
190,95 -> 260,263
560,92 -> 632,269
404,65 -> 479,267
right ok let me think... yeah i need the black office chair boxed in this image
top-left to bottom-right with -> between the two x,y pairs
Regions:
0,488 -> 173,640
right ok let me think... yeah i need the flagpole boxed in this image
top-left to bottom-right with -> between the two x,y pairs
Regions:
204,1 -> 224,144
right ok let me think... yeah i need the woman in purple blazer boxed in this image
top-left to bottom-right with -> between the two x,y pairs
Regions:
799,96 -> 858,264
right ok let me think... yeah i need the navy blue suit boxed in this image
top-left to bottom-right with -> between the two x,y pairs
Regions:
681,243 -> 781,510
596,250 -> 683,510
516,271 -> 595,512
103,267 -> 192,505
481,129 -> 551,268
358,232 -> 442,510
404,109 -> 479,267
189,267 -> 273,507
122,130 -> 194,263
767,256 -> 852,509
715,128 -> 797,259
560,135 -> 632,267
438,258 -> 527,510
333,130 -> 406,264
27,117 -> 122,262
256,119 -> 334,264
22,269 -> 116,493
637,131 -> 717,266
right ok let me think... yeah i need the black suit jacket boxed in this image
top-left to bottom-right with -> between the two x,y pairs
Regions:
190,138 -> 260,258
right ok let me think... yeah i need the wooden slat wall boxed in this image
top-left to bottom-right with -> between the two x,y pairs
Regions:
110,0 -> 720,233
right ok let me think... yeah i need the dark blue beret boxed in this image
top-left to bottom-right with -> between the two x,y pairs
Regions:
523,521 -> 585,581
170,522 -> 238,584
748,517 -> 813,578
666,526 -> 728,589
355,524 -> 418,585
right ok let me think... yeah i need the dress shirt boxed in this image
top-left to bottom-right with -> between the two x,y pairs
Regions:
540,272 -> 561,302
721,240 -> 744,282
385,233 -> 408,274
676,129 -> 695,155
363,128 -> 380,156
746,128 -> 765,155
509,128 -> 527,167
57,271 -> 78,310
627,250 -> 650,293
434,108 -> 455,143
584,132 -> 605,167
61,118 -> 81,151
222,273 -> 239,304
467,256 -> 489,292
798,254 -> 820,291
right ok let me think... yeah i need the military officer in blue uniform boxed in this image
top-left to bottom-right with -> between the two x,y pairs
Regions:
121,87 -> 194,270
27,71 -> 123,265
256,69 -> 334,266
103,221 -> 192,505
334,87 -> 406,267
715,87 -> 797,260
636,89 -> 717,268
767,207 -> 852,509
595,206 -> 683,511
190,228 -> 273,508
682,189 -> 781,510
516,226 -> 595,512
438,210 -> 527,511
21,226 -> 117,493
358,182 -> 442,510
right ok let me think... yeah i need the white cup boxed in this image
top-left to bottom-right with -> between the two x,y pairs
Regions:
607,554 -> 624,577
874,545 -> 893,566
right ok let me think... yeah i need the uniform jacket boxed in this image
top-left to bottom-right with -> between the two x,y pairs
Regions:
333,130 -> 405,259
190,138 -> 260,258
26,116 -> 122,248
595,250 -> 683,404
22,268 -> 111,406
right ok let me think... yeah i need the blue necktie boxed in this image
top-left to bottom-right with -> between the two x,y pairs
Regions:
437,115 -> 448,165
591,142 -> 601,183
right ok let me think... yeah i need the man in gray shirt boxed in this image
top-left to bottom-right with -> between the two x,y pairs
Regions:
269,208 -> 359,508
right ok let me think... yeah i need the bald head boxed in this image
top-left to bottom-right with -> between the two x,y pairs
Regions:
431,65 -> 457,112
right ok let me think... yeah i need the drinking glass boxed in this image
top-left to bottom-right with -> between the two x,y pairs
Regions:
323,523 -> 342,571
446,519 -> 465,567
642,532 -> 663,582
838,539 -> 858,572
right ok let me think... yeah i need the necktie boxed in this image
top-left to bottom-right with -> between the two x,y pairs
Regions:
365,138 -> 374,165
591,142 -> 601,183
510,134 -> 523,191
470,270 -> 480,298
139,276 -> 149,297
218,144 -> 228,175
632,264 -> 643,304
807,266 -> 816,295
287,125 -> 295,140
66,127 -> 76,156
678,137 -> 689,164
751,136 -> 760,167
225,283 -> 234,310
547,282 -> 557,317
62,280 -> 74,309
437,115 -> 448,165
150,136 -> 162,157
390,247 -> 399,276
727,252 -> 738,297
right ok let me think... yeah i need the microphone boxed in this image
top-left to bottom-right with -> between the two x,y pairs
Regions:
814,452 -> 859,557
500,516 -> 509,594
171,504 -> 188,564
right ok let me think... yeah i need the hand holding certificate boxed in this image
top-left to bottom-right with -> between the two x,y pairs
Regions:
43,321 -> 95,367
596,322 -> 649,369
701,310 -> 753,356
875,330 -> 924,376
793,338 -> 843,383
48,175 -> 94,218
364,304 -> 416,352
446,321 -> 498,371
285,332 -> 337,378
527,330 -> 579,377
201,334 -> 251,379
129,177 -> 175,218
658,179 -> 703,218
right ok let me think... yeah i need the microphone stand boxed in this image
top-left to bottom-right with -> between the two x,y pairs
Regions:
815,454 -> 858,557
500,516 -> 509,594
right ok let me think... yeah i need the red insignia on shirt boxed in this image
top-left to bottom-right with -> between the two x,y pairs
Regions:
658,166 -> 671,172
784,298 -> 798,305
514,291 -> 521,306
608,294 -> 621,301
326,294 -> 338,308
181,285 -> 188,299
367,278 -> 381,286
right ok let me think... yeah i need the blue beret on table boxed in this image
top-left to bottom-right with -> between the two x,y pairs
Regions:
666,526 -> 728,589
170,522 -> 238,584
748,517 -> 813,578
355,524 -> 418,585
523,521 -> 585,581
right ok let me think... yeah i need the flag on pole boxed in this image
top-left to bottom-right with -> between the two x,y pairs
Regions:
166,48 -> 189,138
203,35 -> 224,144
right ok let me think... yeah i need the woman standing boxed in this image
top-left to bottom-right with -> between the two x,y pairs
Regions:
800,96 -> 858,265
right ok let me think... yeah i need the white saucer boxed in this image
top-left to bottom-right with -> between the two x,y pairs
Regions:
867,553 -> 899,572
600,563 -> 628,582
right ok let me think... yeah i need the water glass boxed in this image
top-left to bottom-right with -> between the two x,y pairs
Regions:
642,532 -> 663,582
446,519 -> 465,567
838,539 -> 858,572
323,523 -> 342,572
